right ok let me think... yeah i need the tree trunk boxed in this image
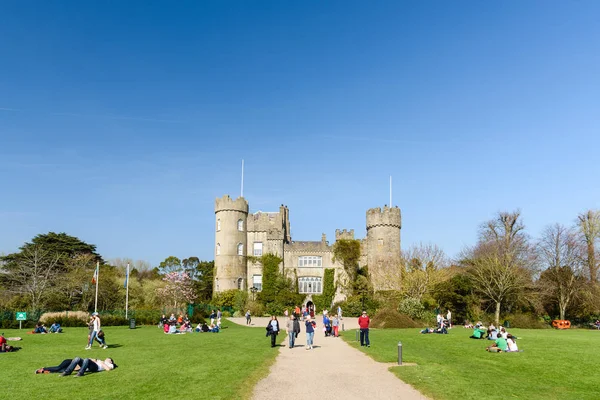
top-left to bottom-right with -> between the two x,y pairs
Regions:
559,305 -> 566,321
495,301 -> 501,326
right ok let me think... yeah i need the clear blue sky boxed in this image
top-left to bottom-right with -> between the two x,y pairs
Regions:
1,1 -> 599,266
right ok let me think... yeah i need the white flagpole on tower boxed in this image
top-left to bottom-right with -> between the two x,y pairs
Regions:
241,159 -> 244,197
94,261 -> 99,313
125,263 -> 130,319
390,175 -> 392,206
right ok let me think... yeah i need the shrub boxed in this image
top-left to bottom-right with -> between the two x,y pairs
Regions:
222,311 -> 232,318
333,295 -> 378,317
246,300 -> 265,317
40,311 -> 89,324
371,308 -> 419,329
505,313 -> 549,329
213,289 -> 239,308
233,310 -> 243,318
398,297 -> 427,320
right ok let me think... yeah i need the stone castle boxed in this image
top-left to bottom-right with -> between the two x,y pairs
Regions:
213,195 -> 402,302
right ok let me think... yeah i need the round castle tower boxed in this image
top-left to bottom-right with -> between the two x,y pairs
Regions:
366,205 -> 402,291
214,195 -> 248,292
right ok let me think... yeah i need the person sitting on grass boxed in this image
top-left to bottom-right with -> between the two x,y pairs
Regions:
35,357 -> 117,376
209,323 -> 220,333
420,327 -> 434,334
33,323 -> 47,334
0,333 -> 19,352
49,322 -> 62,333
506,334 -> 519,352
487,328 -> 498,340
180,321 -> 192,333
470,327 -> 487,339
486,335 -> 508,353
463,321 -> 474,329
167,322 -> 180,334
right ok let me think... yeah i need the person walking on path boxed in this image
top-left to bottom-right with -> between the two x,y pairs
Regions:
245,310 -> 251,325
305,316 -> 316,350
286,315 -> 296,348
266,316 -> 280,348
358,310 -> 371,347
332,314 -> 340,337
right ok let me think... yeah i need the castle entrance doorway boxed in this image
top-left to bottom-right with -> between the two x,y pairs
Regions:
306,301 -> 315,318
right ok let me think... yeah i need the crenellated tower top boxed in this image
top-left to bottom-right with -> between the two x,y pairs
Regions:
366,205 -> 401,230
215,195 -> 249,214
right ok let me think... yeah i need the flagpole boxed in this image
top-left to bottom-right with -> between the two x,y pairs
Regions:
390,175 -> 392,206
125,263 -> 130,320
241,159 -> 244,197
94,261 -> 99,313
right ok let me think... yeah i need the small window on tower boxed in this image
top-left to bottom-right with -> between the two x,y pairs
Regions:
237,219 -> 244,231
378,238 -> 384,247
237,243 -> 244,255
217,219 -> 221,231
216,243 -> 221,255
253,242 -> 263,256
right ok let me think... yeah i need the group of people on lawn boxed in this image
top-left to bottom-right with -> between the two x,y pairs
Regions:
160,312 -> 220,334
33,311 -> 116,377
468,322 -> 519,352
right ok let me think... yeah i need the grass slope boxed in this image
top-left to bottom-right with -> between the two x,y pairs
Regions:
343,328 -> 600,400
1,320 -> 278,400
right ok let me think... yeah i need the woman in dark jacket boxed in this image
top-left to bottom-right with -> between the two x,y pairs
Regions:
266,315 -> 280,347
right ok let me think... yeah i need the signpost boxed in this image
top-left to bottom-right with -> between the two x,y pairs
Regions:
16,312 -> 27,330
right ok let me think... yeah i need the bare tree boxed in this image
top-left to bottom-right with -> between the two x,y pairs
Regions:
577,210 -> 600,283
400,243 -> 449,300
537,224 -> 584,320
465,211 -> 536,325
4,245 -> 61,310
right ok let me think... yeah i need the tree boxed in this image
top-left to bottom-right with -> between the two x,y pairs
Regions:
193,260 -> 214,301
576,210 -> 600,283
0,244 -> 61,310
158,256 -> 182,275
156,271 -> 197,309
401,243 -> 449,301
537,224 -> 585,320
332,239 -> 361,294
464,211 -> 536,325
21,232 -> 103,267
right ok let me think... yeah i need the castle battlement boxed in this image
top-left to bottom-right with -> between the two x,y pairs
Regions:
335,229 -> 355,241
366,205 -> 401,229
215,195 -> 249,213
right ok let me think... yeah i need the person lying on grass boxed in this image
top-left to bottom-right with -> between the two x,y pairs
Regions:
35,357 -> 117,376
0,333 -> 21,352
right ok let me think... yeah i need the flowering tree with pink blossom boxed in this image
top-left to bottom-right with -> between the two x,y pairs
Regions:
156,271 -> 197,309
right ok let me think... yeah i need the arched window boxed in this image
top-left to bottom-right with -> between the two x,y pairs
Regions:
237,243 -> 244,256
237,219 -> 244,231
217,219 -> 221,231
216,243 -> 221,256
237,278 -> 243,290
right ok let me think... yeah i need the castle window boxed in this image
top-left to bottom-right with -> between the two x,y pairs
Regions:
217,219 -> 221,231
253,242 -> 263,256
298,277 -> 322,294
237,243 -> 244,256
216,243 -> 221,256
298,256 -> 322,267
378,238 -> 384,247
237,219 -> 244,231
237,278 -> 243,290
253,274 -> 262,291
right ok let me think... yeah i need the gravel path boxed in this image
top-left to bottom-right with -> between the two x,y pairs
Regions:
228,317 -> 428,400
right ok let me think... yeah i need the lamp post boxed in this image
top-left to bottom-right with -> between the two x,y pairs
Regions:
250,286 -> 258,301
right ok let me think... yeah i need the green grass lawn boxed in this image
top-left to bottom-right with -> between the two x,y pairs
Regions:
343,327 -> 600,400
1,320 -> 278,400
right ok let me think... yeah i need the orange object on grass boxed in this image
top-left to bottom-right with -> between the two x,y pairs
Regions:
552,320 -> 571,329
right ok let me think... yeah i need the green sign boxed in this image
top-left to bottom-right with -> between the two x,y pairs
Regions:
16,312 -> 27,321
